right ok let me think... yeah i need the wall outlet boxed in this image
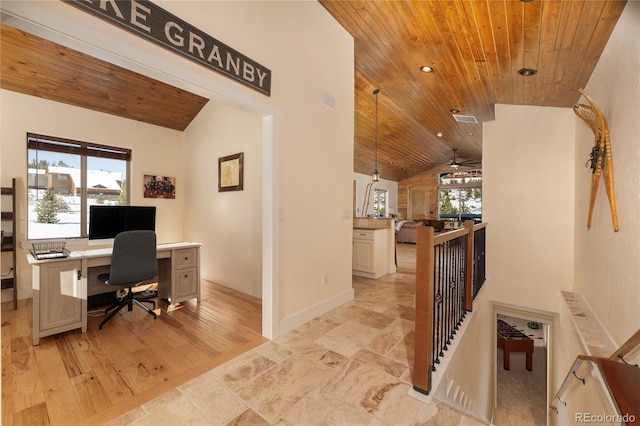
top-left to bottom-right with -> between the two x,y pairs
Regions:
321,273 -> 328,285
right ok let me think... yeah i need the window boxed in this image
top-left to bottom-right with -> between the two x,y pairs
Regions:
373,189 -> 388,217
438,170 -> 482,221
27,133 -> 130,240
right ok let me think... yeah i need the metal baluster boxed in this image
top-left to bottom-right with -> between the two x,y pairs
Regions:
453,239 -> 459,332
473,230 -> 479,297
442,241 -> 449,355
432,244 -> 437,371
433,243 -> 442,368
455,237 -> 461,330
441,240 -> 448,350
445,240 -> 457,349
436,240 -> 446,363
455,238 -> 460,334
459,237 -> 464,330
473,228 -> 486,297
436,244 -> 446,363
459,234 -> 467,325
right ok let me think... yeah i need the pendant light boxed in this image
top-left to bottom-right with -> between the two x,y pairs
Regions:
372,88 -> 380,182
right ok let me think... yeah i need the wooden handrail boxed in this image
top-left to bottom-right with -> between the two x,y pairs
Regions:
610,329 -> 640,363
433,226 -> 468,245
431,221 -> 486,246
551,328 -> 640,420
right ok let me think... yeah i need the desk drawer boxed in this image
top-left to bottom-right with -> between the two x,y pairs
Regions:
175,248 -> 197,269
173,267 -> 198,301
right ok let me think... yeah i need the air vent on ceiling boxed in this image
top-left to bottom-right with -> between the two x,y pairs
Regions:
452,114 -> 478,124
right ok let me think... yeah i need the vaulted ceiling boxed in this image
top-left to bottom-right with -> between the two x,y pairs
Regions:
0,23 -> 208,132
319,0 -> 627,181
1,1 -> 628,182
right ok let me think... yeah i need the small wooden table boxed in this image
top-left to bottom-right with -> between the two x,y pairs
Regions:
497,319 -> 534,371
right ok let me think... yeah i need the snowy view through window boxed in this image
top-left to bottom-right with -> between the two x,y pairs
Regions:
439,170 -> 482,220
28,148 -> 127,240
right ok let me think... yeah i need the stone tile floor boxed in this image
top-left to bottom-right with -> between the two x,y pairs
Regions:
108,273 -> 484,425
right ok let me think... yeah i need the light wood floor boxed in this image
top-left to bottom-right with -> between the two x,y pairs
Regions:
395,242 -> 417,274
1,280 -> 265,426
2,245 -> 417,426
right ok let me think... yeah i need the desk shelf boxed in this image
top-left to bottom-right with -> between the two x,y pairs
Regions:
1,179 -> 18,309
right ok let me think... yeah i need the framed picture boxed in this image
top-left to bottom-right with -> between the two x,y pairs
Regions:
218,152 -> 244,192
144,175 -> 176,199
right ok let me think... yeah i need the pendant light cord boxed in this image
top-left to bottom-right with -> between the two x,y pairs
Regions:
373,88 -> 380,181
375,90 -> 378,169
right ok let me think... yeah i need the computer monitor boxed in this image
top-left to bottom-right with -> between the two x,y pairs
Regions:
88,205 -> 156,240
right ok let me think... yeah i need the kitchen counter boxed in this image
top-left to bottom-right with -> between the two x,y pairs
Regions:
353,217 -> 395,230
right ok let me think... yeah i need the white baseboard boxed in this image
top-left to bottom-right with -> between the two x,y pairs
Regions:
278,288 -> 354,336
408,388 -> 433,403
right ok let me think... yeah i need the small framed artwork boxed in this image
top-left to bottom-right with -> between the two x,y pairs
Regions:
218,152 -> 244,192
144,175 -> 176,199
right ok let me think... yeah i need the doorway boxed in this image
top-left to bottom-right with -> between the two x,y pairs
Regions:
1,4 -> 280,339
492,304 -> 556,426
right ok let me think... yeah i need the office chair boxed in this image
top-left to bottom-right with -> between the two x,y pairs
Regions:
98,230 -> 158,330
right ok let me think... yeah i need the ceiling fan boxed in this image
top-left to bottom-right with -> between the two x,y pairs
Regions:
448,148 -> 481,169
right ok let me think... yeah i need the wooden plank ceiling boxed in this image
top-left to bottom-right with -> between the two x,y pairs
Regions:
319,0 -> 627,181
1,1 -> 628,180
0,24 -> 208,132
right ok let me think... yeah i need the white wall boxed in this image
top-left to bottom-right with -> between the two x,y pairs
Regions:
0,89 -> 185,300
183,102 -> 263,298
550,4 -> 640,423
484,104 -> 576,311
230,2 -> 356,333
574,0 -> 640,346
353,172 -> 398,217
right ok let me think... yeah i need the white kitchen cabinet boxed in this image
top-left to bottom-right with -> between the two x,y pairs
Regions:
352,228 -> 388,278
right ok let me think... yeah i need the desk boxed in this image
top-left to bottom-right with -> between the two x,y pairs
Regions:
28,242 -> 202,345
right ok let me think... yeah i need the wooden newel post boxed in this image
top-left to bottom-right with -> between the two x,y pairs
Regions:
464,220 -> 474,312
413,226 -> 435,394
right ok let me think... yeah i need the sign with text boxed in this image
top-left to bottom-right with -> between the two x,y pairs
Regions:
65,0 -> 271,96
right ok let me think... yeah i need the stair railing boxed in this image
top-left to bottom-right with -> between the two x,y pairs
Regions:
413,220 -> 487,395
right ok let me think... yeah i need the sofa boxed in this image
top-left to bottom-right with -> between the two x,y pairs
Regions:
396,219 -> 446,244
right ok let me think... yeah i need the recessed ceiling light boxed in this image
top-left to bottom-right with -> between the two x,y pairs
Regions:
402,167 -> 407,170
436,132 -> 443,138
468,132 -> 474,136
420,66 -> 434,73
450,109 -> 460,114
517,68 -> 537,76
388,161 -> 394,165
